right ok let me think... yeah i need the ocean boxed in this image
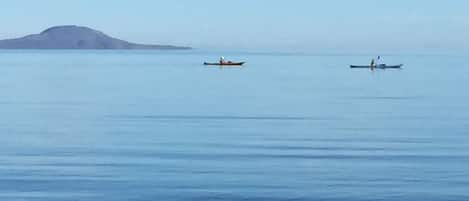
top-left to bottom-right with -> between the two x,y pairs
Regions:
0,50 -> 468,201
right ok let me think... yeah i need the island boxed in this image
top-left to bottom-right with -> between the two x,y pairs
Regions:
0,25 -> 191,50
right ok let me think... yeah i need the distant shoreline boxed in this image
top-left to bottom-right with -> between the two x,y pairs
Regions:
0,48 -> 192,50
0,25 -> 191,50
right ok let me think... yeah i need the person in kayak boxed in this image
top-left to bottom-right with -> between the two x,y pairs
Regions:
219,56 -> 225,64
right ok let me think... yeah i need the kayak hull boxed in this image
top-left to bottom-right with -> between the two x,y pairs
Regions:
204,62 -> 245,66
350,64 -> 403,69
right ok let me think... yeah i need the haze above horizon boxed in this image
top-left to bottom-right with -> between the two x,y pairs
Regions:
0,0 -> 468,53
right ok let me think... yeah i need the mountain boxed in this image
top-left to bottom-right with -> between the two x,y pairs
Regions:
0,25 -> 191,50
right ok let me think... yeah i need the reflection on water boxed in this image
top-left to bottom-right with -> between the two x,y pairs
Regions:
0,51 -> 468,201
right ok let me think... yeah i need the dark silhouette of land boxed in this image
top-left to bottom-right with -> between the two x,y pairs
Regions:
0,25 -> 191,50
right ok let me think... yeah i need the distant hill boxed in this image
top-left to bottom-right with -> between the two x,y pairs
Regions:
0,25 -> 191,50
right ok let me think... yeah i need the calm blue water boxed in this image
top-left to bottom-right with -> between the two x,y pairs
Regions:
0,50 -> 468,201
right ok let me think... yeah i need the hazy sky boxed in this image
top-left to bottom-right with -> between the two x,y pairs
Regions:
1,0 -> 468,52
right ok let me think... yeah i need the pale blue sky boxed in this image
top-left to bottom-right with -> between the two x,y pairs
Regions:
1,0 -> 468,52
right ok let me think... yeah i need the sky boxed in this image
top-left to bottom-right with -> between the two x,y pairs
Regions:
0,0 -> 468,53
